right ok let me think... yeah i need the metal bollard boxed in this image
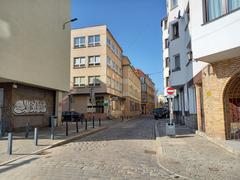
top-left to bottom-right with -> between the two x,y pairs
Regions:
25,122 -> 30,138
8,132 -> 13,155
99,118 -> 101,127
51,117 -> 55,140
92,116 -> 95,128
66,122 -> 68,136
76,121 -> 79,133
85,119 -> 87,130
34,128 -> 38,146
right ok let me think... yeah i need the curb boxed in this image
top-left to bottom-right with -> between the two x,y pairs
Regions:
0,126 -> 108,166
196,130 -> 240,157
154,121 -> 192,180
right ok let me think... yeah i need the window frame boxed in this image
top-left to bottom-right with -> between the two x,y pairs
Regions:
172,22 -> 179,40
88,76 -> 101,87
73,57 -> 86,68
73,76 -> 85,87
171,0 -> 178,10
204,0 -> 240,23
74,36 -> 86,48
88,35 -> 100,47
172,54 -> 181,72
88,56 -> 100,67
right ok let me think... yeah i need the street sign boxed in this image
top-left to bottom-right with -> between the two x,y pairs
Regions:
165,87 -> 176,98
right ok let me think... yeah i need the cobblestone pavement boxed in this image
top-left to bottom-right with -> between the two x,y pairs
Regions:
157,120 -> 240,180
0,118 -> 180,180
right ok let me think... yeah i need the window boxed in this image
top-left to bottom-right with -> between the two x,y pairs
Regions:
172,22 -> 179,39
164,20 -> 168,30
74,37 -> 85,48
171,0 -> 178,9
205,0 -> 240,22
107,56 -> 111,66
74,77 -> 85,87
165,57 -> 170,68
88,76 -> 100,86
140,77 -> 145,84
74,57 -> 86,68
88,35 -> 100,47
166,77 -> 170,87
165,38 -> 169,49
173,54 -> 181,71
88,56 -> 100,66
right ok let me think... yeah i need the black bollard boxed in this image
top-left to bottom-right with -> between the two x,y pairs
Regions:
76,121 -> 79,133
99,118 -> 101,127
92,116 -> 95,128
85,119 -> 87,130
66,122 -> 68,136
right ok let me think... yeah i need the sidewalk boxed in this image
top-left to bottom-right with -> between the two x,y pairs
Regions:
155,119 -> 240,180
0,119 -> 117,165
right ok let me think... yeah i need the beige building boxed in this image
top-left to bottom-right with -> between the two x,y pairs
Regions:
135,69 -> 156,115
68,25 -> 124,119
122,56 -> 141,118
0,0 -> 70,130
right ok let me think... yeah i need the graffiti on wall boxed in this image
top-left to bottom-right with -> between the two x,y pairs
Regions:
13,100 -> 47,114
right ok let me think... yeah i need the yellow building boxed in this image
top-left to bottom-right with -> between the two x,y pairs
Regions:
68,25 -> 123,119
0,0 -> 70,129
122,56 -> 141,118
135,69 -> 156,115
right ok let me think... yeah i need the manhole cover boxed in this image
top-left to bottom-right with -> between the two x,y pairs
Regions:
209,167 -> 219,171
144,150 -> 156,154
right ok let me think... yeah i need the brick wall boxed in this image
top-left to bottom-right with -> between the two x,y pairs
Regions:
201,57 -> 240,139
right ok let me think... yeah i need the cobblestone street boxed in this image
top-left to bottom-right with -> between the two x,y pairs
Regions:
0,118 -> 178,180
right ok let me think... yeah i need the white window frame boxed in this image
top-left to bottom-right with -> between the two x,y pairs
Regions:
74,57 -> 86,68
74,36 -> 85,48
88,56 -> 100,66
88,35 -> 100,47
74,76 -> 85,87
88,76 -> 100,86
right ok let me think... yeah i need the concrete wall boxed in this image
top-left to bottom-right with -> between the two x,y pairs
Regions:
0,0 -> 70,91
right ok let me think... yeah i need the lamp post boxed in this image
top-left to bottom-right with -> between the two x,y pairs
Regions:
63,18 -> 78,29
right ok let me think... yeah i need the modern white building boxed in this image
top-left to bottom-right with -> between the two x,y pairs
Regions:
189,0 -> 240,140
161,0 -> 208,129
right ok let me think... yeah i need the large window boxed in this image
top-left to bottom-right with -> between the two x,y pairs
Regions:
88,56 -> 100,66
171,0 -> 178,9
74,57 -> 86,68
172,22 -> 179,40
88,76 -> 100,86
88,35 -> 100,47
74,37 -> 85,48
205,0 -> 240,22
74,77 -> 85,87
173,54 -> 181,71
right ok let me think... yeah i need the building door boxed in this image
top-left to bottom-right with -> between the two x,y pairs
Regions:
224,73 -> 240,140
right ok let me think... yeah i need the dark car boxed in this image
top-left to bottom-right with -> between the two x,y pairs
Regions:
153,108 -> 169,120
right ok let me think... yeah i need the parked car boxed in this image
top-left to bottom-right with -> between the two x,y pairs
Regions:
153,108 -> 169,120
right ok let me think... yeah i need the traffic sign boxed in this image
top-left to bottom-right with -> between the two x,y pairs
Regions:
165,87 -> 176,98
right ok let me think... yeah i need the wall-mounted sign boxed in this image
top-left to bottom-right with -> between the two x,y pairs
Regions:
13,100 -> 47,115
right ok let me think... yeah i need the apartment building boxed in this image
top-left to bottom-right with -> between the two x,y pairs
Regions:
0,0 -> 70,130
135,69 -> 156,115
122,56 -> 141,118
161,0 -> 207,129
69,25 -> 123,119
190,0 -> 240,140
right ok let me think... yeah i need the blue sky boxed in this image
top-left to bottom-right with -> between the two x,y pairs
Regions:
71,0 -> 166,94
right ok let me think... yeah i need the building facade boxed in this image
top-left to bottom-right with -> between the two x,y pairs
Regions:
69,25 -> 124,119
135,69 -> 156,115
122,56 -> 141,118
0,0 -> 70,130
162,0 -> 208,129
190,0 -> 240,140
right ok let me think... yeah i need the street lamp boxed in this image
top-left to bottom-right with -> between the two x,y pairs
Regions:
63,18 -> 78,29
